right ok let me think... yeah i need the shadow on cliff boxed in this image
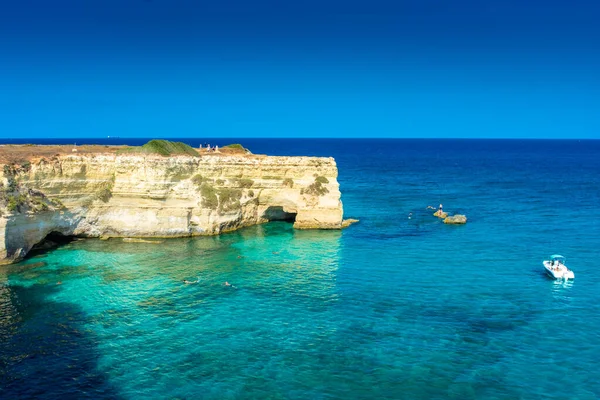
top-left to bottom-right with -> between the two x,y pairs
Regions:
25,231 -> 76,259
3,207 -> 81,262
262,206 -> 297,222
0,282 -> 122,399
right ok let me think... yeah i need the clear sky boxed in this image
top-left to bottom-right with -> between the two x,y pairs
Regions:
1,0 -> 599,139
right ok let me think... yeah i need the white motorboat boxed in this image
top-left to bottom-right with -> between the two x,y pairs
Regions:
543,255 -> 574,280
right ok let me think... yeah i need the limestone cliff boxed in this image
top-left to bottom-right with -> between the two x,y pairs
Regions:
0,151 -> 345,264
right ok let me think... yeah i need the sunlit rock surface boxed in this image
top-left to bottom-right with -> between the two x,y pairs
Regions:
0,151 -> 345,263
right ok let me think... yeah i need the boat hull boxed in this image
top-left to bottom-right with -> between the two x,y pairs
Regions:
543,261 -> 575,280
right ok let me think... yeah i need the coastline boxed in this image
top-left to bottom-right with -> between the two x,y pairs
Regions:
0,141 -> 347,264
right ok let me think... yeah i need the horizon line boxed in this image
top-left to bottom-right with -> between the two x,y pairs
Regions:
1,137 -> 599,141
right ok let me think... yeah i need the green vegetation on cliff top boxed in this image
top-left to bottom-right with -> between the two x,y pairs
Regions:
115,140 -> 252,157
116,140 -> 200,157
141,140 -> 200,157
221,143 -> 251,154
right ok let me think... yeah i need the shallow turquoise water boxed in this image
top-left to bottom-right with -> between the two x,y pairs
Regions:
2,139 -> 600,399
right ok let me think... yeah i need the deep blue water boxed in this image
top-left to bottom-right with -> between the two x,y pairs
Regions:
2,139 -> 600,399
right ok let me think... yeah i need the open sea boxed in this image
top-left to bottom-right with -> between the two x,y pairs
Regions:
1,138 -> 600,399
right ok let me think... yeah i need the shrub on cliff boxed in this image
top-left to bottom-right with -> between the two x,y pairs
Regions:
200,183 -> 218,209
191,174 -> 204,186
97,188 -> 112,203
6,196 -> 19,212
1,183 -> 62,214
95,176 -> 115,203
141,140 -> 200,157
315,176 -> 329,185
6,178 -> 17,192
302,176 -> 329,196
6,194 -> 31,213
218,188 -> 242,212
234,178 -> 254,188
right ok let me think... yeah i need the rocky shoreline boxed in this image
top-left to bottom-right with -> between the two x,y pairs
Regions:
0,142 -> 348,264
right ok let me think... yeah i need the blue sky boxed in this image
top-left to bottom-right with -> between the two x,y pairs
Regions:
1,0 -> 599,139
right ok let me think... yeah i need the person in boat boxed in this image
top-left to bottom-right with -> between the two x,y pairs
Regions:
438,204 -> 443,213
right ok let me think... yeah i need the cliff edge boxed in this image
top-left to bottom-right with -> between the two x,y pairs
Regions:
0,144 -> 345,264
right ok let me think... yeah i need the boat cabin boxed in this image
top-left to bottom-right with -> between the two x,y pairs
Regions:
550,254 -> 565,266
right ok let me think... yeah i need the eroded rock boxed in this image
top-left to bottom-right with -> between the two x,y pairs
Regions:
341,219 -> 359,228
0,152 -> 347,263
443,214 -> 468,224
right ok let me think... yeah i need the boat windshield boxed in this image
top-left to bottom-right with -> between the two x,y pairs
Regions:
550,254 -> 565,261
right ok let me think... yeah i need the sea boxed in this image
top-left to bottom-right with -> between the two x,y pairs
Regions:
1,138 -> 600,399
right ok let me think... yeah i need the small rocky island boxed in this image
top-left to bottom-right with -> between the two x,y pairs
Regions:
0,140 -> 350,264
433,208 -> 467,224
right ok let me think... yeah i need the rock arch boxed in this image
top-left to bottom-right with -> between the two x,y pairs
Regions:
261,206 -> 297,222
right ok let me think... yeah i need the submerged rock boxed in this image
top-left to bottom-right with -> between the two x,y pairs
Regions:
122,238 -> 164,244
443,214 -> 467,224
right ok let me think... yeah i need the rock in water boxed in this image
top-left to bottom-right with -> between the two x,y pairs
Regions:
122,238 -> 164,244
341,219 -> 359,228
433,210 -> 448,218
443,214 -> 467,224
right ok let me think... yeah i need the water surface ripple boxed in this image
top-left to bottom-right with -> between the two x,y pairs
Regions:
1,139 -> 600,399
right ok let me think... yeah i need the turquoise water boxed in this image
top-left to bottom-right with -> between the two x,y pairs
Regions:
2,139 -> 600,399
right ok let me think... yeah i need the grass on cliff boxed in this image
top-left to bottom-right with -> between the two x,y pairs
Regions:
117,140 -> 200,157
220,143 -> 251,154
141,140 -> 199,157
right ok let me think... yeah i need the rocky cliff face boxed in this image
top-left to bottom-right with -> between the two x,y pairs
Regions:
0,153 -> 344,264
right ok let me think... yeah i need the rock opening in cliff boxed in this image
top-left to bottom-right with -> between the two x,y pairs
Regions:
30,231 -> 75,255
262,206 -> 297,223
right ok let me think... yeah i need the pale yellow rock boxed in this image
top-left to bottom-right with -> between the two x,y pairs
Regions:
443,214 -> 467,224
433,210 -> 448,219
0,153 -> 345,263
341,218 -> 359,228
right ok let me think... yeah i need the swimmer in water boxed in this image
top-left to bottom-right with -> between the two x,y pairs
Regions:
408,212 -> 413,219
183,278 -> 199,284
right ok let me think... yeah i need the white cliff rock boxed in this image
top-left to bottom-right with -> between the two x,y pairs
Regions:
0,152 -> 345,263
